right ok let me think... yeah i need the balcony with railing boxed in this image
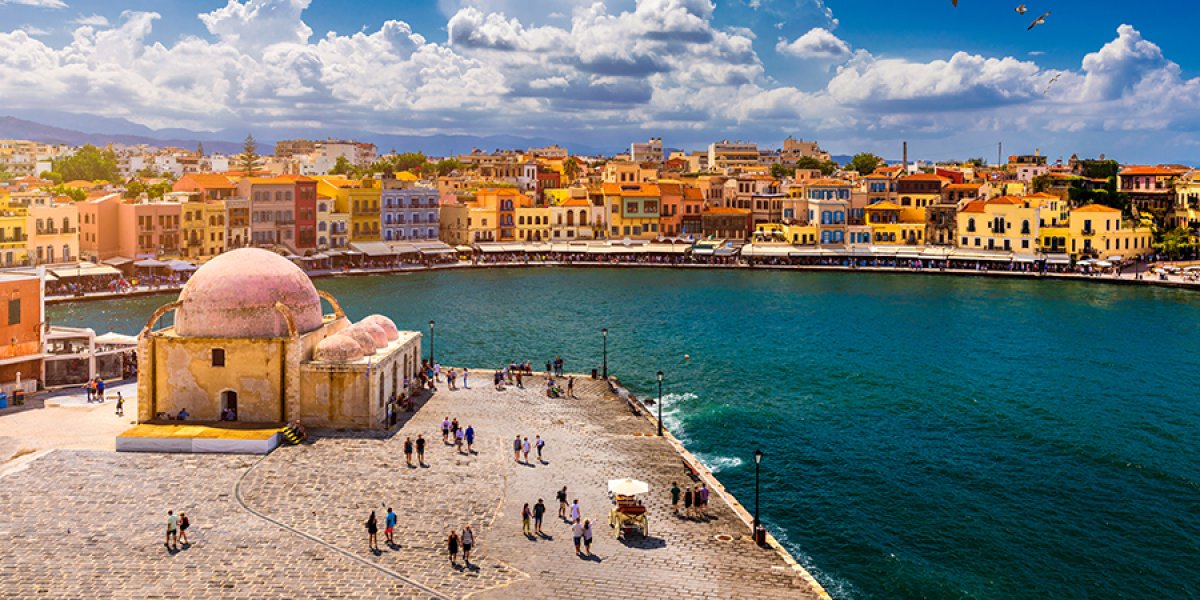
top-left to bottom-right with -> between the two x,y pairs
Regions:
1081,228 -> 1096,236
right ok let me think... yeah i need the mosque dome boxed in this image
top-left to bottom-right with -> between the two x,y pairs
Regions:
313,334 -> 364,363
173,248 -> 324,338
361,315 -> 399,341
354,320 -> 389,347
340,326 -> 379,355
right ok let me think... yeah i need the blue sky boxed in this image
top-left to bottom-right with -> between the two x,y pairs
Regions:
1,0 -> 1198,162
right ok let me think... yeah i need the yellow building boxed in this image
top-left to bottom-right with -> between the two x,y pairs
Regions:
28,195 -> 79,264
0,192 -> 29,266
957,196 -> 1041,255
316,194 -> 349,250
865,202 -> 925,245
439,187 -> 530,244
603,183 -> 661,240
138,248 -> 422,430
315,176 -> 381,242
178,194 -> 225,261
515,205 -> 550,242
753,222 -> 817,245
1068,204 -> 1153,260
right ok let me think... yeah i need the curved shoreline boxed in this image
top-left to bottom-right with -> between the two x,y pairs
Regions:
45,259 -> 1200,305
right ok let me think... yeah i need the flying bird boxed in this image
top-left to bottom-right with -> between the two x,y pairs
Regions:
951,0 -> 958,6
1015,4 -> 1027,14
1028,11 -> 1051,30
1043,73 -> 1062,95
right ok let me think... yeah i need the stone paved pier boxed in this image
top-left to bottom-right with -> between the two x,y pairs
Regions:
0,373 -> 826,599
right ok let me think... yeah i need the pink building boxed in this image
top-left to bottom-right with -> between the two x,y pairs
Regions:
78,193 -> 122,262
117,201 -> 181,259
238,177 -> 299,251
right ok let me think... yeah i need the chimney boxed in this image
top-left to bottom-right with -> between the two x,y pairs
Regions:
902,141 -> 908,172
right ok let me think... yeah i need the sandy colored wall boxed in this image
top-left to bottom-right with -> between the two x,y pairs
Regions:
151,336 -> 285,422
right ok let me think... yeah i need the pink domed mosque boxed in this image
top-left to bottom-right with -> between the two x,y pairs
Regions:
136,248 -> 422,430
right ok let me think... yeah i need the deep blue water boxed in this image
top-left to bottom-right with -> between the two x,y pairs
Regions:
48,268 -> 1200,599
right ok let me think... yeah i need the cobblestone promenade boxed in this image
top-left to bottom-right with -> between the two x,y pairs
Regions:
0,374 -> 822,599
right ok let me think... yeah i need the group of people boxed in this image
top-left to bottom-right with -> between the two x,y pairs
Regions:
164,510 -> 191,551
519,487 -> 594,555
442,417 -> 475,454
512,434 -> 545,464
83,377 -> 106,403
670,481 -> 711,519
401,434 -> 427,466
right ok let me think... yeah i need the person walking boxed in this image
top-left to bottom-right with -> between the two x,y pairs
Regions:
84,378 -> 94,403
465,425 -> 475,453
670,482 -> 681,514
451,418 -> 460,440
557,486 -> 568,520
571,519 -> 584,555
178,512 -> 190,545
683,486 -> 694,519
533,498 -> 546,534
115,392 -> 124,417
515,370 -> 523,389
522,503 -> 532,535
462,368 -> 469,389
567,376 -> 575,398
455,427 -> 465,454
513,435 -> 523,463
442,417 -> 451,443
416,434 -> 426,465
535,435 -> 545,462
522,437 -> 531,463
461,525 -> 475,564
404,437 -> 414,467
365,511 -> 379,551
447,529 -> 459,565
385,507 -> 397,545
570,499 -> 581,523
698,484 -> 710,518
165,510 -> 179,550
96,378 -> 106,402
582,519 -> 593,555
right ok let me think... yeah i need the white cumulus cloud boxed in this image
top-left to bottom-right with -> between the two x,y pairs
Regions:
776,27 -> 850,61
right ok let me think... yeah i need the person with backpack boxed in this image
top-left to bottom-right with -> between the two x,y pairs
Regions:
365,511 -> 379,551
178,512 -> 190,545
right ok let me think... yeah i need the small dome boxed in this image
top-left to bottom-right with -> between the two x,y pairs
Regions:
354,320 -> 389,347
314,334 -> 363,363
340,326 -> 378,354
362,315 -> 399,341
174,248 -> 324,338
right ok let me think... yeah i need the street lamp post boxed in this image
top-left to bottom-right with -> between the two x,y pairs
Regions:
656,370 -> 664,436
601,327 -> 608,379
429,320 -> 435,364
753,449 -> 764,534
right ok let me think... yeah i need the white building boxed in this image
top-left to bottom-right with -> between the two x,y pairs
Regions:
630,138 -> 664,164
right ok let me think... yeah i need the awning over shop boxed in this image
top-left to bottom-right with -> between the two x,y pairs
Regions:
1045,254 -> 1071,265
643,243 -> 690,254
102,256 -> 133,267
350,242 -> 396,257
455,245 -> 475,253
413,241 -> 455,255
50,263 -> 122,279
134,259 -> 168,268
476,243 -> 508,253
166,259 -> 198,271
741,244 -> 793,257
386,243 -> 418,255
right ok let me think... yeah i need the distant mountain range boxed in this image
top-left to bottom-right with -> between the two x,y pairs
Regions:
0,110 -> 611,157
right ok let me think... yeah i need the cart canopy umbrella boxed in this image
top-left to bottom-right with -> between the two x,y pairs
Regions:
608,478 -> 650,496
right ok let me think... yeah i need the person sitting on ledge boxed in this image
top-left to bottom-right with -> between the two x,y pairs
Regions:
176,407 -> 189,421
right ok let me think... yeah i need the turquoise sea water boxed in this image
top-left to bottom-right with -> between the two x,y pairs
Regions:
48,268 -> 1200,599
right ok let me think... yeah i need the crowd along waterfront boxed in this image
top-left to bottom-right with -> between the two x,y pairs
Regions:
49,268 -> 1200,599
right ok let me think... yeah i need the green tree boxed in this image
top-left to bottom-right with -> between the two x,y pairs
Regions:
0,171 -> 13,182
53,144 -> 119,182
433,158 -> 464,177
1078,159 -> 1119,180
964,157 -> 987,167
795,156 -> 837,176
769,163 -> 794,179
1156,227 -> 1195,259
124,179 -> 146,199
329,155 -> 354,176
47,185 -> 86,202
39,170 -> 63,184
392,152 -> 428,173
196,142 -> 204,157
136,166 -> 161,179
563,157 -> 580,182
848,152 -> 883,175
146,182 -> 173,200
237,134 -> 262,175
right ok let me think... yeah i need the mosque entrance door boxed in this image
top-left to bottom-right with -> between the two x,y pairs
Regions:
221,390 -> 238,421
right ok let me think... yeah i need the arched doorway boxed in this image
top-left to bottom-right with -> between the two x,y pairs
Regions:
221,390 -> 238,421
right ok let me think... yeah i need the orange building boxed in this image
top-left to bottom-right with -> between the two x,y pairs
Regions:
0,271 -> 43,388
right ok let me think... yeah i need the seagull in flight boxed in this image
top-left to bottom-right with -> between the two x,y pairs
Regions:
1043,73 -> 1062,95
1016,4 -> 1027,14
1028,11 -> 1051,30
951,0 -> 958,6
